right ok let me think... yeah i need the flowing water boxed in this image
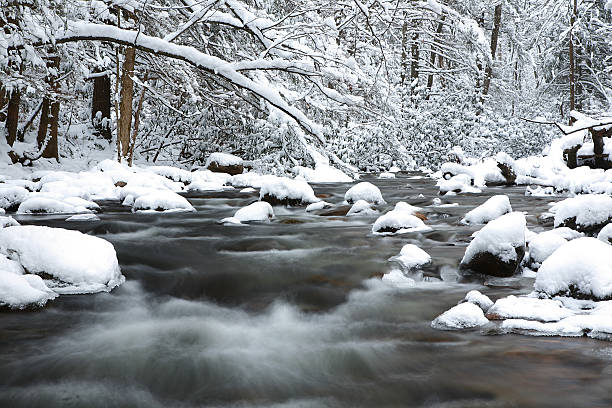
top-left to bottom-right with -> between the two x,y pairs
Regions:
2,173 -> 612,407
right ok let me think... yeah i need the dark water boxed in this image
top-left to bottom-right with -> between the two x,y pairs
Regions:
2,173 -> 612,408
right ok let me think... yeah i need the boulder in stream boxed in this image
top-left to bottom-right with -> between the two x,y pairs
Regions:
206,152 -> 244,176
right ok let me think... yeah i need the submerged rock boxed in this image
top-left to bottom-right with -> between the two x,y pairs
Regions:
460,212 -> 526,277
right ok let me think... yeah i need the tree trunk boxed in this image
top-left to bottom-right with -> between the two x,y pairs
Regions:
426,15 -> 446,98
118,46 -> 135,160
400,14 -> 408,87
569,0 -> 577,117
0,85 -> 6,122
92,70 -> 112,140
42,55 -> 60,160
5,89 -> 20,146
128,72 -> 148,167
37,97 -> 50,148
482,4 -> 502,99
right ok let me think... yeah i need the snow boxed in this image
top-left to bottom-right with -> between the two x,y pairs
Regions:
347,200 -> 377,216
147,166 -> 193,183
549,227 -> 584,240
240,187 -> 256,193
431,302 -> 489,330
486,295 -> 574,322
344,182 -> 385,205
528,231 -> 568,267
460,195 -> 512,224
0,225 -> 124,294
293,164 -> 353,183
66,214 -> 100,222
259,176 -> 319,205
389,244 -> 431,270
381,269 -> 416,288
551,194 -> 612,230
378,172 -> 395,179
372,202 -> 431,235
305,201 -> 332,212
232,201 -> 274,222
205,152 -> 243,167
535,237 -> 612,300
187,180 -> 228,192
461,212 -> 526,265
229,172 -> 264,188
132,191 -> 196,212
0,216 -> 19,228
0,268 -> 57,309
17,197 -> 93,214
462,290 -> 493,311
437,174 -> 481,195
597,224 -> 612,244
0,185 -> 29,210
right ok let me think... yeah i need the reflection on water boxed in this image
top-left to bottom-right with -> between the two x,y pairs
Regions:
2,173 -> 612,407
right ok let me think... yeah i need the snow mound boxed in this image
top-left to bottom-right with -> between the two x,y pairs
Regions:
347,200 -> 377,216
381,269 -> 416,288
232,202 -> 274,223
133,191 -> 195,212
378,172 -> 395,179
486,295 -> 574,322
597,224 -> 612,244
205,152 -> 243,167
0,185 -> 29,211
305,201 -> 332,212
0,268 -> 58,309
17,197 -> 93,214
438,174 -> 481,195
551,194 -> 612,232
187,180 -> 228,192
294,164 -> 352,183
535,237 -> 612,300
461,195 -> 512,225
528,231 -> 568,267
372,202 -> 431,235
259,177 -> 319,205
389,244 -> 431,270
0,216 -> 19,228
229,172 -> 264,188
431,302 -> 489,330
462,290 -> 494,311
0,225 -> 124,294
66,214 -> 100,222
344,182 -> 385,205
147,166 -> 193,183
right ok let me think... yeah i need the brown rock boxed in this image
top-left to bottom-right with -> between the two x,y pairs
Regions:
207,161 -> 244,176
115,181 -> 127,187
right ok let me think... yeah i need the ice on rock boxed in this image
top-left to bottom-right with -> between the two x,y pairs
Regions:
461,195 -> 512,225
372,202 -> 431,235
305,201 -> 332,212
389,244 -> 431,270
232,201 -> 274,223
17,197 -> 93,214
344,182 -> 385,205
0,226 -> 124,294
486,295 -> 574,322
431,302 -> 489,330
551,194 -> 612,232
462,290 -> 494,311
347,200 -> 377,216
535,237 -> 612,300
528,231 -> 568,267
133,191 -> 195,212
460,212 -> 526,277
293,164 -> 353,183
381,269 -> 416,288
597,224 -> 612,244
259,176 -> 319,206
0,268 -> 58,309
0,185 -> 29,211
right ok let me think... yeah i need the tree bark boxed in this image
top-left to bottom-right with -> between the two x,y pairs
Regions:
128,72 -> 148,167
5,89 -> 20,146
37,97 -> 50,148
569,0 -> 577,117
42,55 -> 60,160
400,13 -> 408,87
118,46 -> 135,160
0,85 -> 6,122
92,70 -> 112,140
426,15 -> 445,98
482,4 -> 502,99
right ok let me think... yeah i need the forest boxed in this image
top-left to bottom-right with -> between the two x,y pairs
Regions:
2,1 -> 612,408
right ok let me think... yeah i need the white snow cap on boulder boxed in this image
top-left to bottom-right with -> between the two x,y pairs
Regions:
461,195 -> 512,225
293,164 -> 353,183
372,202 -> 430,235
344,182 -> 385,205
462,290 -> 494,312
232,201 -> 274,223
347,200 -> 377,216
597,223 -> 612,244
205,152 -> 243,167
486,295 -> 574,322
551,194 -> 612,231
0,185 -> 29,211
133,191 -> 195,212
528,231 -> 568,267
431,302 -> 489,330
389,244 -> 431,270
535,237 -> 612,300
259,176 -> 319,205
0,225 -> 124,294
0,266 -> 58,309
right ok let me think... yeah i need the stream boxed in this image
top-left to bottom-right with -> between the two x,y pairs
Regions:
1,173 -> 612,407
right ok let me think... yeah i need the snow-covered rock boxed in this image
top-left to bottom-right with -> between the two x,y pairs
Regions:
460,212 -> 526,277
0,185 -> 29,211
205,152 -> 244,175
0,268 -> 58,309
460,195 -> 512,225
0,225 -> 124,294
372,202 -> 430,235
347,200 -> 377,216
231,201 -> 274,223
133,191 -> 195,212
344,182 -> 385,205
147,166 -> 193,183
597,223 -> 612,244
437,174 -> 481,195
66,214 -> 100,222
378,172 -> 395,179
551,194 -> 612,232
535,237 -> 612,300
462,290 -> 494,312
527,231 -> 568,268
186,180 -> 227,192
229,172 -> 264,188
17,197 -> 92,214
381,269 -> 416,288
431,302 -> 489,330
389,244 -> 431,270
486,295 -> 574,322
259,177 -> 319,206
293,164 -> 352,183
305,201 -> 332,212
0,216 -> 19,228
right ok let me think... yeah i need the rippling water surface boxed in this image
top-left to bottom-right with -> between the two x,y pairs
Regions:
2,173 -> 612,407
